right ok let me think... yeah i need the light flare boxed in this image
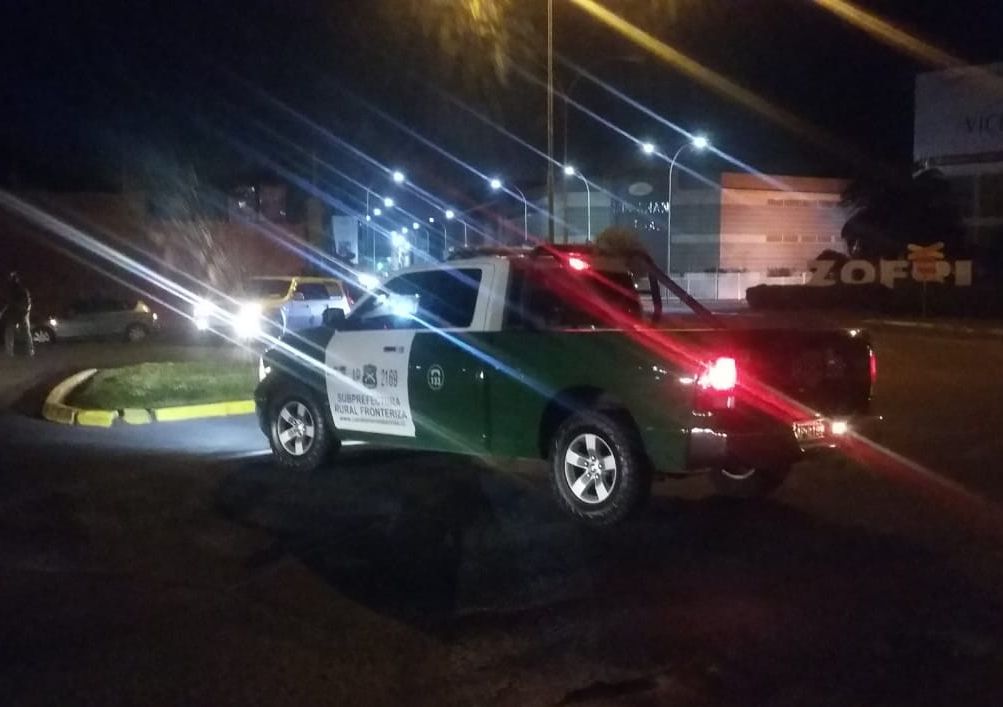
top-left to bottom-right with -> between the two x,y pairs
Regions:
566,0 -> 872,168
814,0 -> 963,68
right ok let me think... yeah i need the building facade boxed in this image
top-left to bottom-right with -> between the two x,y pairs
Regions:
550,171 -> 849,275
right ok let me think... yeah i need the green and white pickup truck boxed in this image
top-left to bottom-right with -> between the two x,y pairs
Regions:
255,246 -> 877,525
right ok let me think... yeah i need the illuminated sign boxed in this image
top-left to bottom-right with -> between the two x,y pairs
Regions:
808,243 -> 972,288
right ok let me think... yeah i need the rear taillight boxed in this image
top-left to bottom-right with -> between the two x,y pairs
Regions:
698,356 -> 738,392
868,348 -> 877,386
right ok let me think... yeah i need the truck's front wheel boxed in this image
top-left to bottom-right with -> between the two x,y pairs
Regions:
550,412 -> 651,526
267,383 -> 336,473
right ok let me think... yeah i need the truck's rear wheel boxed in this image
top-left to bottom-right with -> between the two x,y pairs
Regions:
267,383 -> 336,473
550,411 -> 650,526
709,465 -> 789,498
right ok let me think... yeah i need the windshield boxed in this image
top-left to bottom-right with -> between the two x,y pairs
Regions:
243,279 -> 292,299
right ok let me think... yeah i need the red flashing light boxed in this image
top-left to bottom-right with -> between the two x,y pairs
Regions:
567,256 -> 590,271
699,356 -> 738,392
869,348 -> 877,386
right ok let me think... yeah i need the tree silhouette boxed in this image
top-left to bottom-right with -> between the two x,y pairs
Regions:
840,169 -> 963,259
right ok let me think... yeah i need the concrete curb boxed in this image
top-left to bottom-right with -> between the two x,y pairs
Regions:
41,369 -> 255,427
42,369 -> 99,426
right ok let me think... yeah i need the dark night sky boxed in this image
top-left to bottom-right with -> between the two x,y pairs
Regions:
1,0 -> 1000,210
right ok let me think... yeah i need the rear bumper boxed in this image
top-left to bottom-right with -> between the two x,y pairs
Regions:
686,414 -> 880,471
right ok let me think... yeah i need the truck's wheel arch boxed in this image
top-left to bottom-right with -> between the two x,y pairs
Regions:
262,370 -> 337,433
538,386 -> 642,459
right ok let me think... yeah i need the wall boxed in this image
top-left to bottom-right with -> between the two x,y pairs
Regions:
718,173 -> 849,273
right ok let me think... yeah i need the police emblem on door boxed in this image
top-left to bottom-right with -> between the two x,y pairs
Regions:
362,364 -> 378,389
427,365 -> 445,391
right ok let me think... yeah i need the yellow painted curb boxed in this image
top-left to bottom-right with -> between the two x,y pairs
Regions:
76,409 -> 118,428
152,399 -> 256,423
43,368 -> 255,427
121,408 -> 154,425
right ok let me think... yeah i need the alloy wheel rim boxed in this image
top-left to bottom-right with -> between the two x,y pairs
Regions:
276,401 -> 316,457
564,433 -> 617,505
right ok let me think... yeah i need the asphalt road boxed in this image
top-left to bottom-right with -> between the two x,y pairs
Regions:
2,328 -> 1003,706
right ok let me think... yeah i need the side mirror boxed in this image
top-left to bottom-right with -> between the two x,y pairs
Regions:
322,307 -> 347,329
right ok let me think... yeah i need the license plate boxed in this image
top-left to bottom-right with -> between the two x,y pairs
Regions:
793,419 -> 827,442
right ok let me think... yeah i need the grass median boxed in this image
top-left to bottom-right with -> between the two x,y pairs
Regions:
67,361 -> 257,411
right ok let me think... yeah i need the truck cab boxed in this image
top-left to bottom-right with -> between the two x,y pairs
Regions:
256,247 -> 876,525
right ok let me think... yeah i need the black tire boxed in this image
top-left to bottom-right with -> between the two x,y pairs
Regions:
267,382 -> 337,473
549,410 -> 651,526
708,466 -> 789,498
32,326 -> 56,345
124,323 -> 149,343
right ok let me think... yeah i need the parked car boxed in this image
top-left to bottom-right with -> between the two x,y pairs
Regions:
255,246 -> 878,526
34,298 -> 160,344
193,276 -> 352,340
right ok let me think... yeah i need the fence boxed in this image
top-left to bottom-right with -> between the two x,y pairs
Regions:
663,271 -> 809,301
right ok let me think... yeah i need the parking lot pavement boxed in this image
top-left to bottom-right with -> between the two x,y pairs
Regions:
2,329 -> 1003,705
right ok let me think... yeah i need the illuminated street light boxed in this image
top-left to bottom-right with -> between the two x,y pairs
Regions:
401,225 -> 409,233
562,165 -> 592,241
488,177 -> 529,243
655,134 -> 712,273
428,216 -> 435,224
373,207 -> 382,217
365,170 -> 404,270
641,142 -> 656,155
443,208 -> 465,248
412,221 -> 420,230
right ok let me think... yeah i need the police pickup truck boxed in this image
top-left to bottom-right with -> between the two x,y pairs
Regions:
255,246 -> 876,526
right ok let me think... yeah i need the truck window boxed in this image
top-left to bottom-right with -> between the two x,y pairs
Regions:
506,265 -> 642,330
348,268 -> 482,330
323,282 -> 345,299
244,279 -> 292,299
296,283 -> 330,301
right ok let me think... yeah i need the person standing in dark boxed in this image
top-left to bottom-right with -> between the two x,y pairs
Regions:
2,271 -> 34,357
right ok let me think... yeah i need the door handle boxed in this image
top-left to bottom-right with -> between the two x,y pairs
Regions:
383,345 -> 403,353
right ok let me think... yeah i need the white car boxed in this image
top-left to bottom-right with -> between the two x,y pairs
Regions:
193,276 -> 352,340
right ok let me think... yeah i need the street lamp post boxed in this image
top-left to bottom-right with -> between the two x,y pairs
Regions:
546,0 -> 555,243
364,170 -> 404,272
430,216 -> 446,258
444,209 -> 458,250
563,165 -> 592,241
490,178 -> 529,243
662,135 -> 709,274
